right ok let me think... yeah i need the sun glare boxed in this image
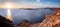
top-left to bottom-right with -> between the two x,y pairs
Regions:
6,9 -> 12,21
5,2 -> 12,21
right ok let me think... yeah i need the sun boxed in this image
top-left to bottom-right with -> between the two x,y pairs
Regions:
5,3 -> 12,9
7,4 -> 12,8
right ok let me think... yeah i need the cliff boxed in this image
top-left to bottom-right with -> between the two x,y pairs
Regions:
39,8 -> 60,27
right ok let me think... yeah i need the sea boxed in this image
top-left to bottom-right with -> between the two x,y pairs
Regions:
0,8 -> 54,25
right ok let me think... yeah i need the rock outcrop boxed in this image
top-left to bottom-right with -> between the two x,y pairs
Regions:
17,20 -> 32,27
0,15 -> 14,27
39,8 -> 60,27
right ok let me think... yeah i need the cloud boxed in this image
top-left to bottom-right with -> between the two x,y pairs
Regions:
36,0 -> 41,3
46,1 -> 51,4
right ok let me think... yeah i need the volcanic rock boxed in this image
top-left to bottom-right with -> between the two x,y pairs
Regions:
0,15 -> 14,27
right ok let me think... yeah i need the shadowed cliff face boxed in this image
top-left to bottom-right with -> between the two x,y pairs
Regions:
52,23 -> 60,27
39,8 -> 60,27
0,15 -> 14,27
17,20 -> 32,27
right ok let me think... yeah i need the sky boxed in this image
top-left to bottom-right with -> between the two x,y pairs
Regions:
0,0 -> 60,8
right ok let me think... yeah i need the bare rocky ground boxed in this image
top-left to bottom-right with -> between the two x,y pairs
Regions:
39,8 -> 60,27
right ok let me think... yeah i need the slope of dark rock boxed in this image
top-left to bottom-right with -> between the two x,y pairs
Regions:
0,15 -> 14,27
17,20 -> 32,27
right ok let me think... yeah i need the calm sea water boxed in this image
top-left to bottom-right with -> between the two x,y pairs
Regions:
0,8 -> 54,25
